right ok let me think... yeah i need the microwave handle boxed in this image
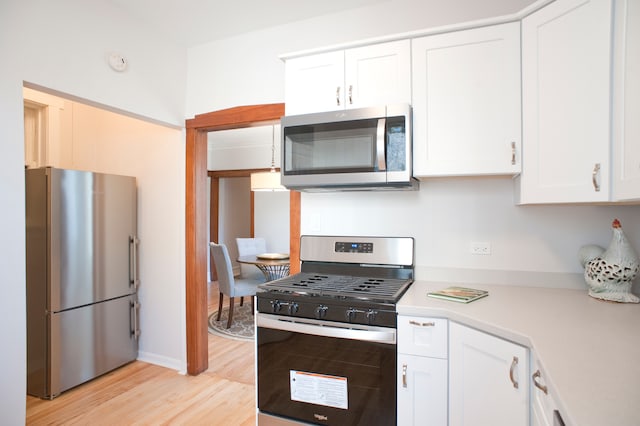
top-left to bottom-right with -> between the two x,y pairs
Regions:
376,118 -> 386,171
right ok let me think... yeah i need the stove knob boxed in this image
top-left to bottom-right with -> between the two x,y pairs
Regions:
366,309 -> 378,324
288,302 -> 299,315
271,300 -> 282,313
315,305 -> 328,319
346,308 -> 357,322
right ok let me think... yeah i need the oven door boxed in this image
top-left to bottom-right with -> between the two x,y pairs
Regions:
257,313 -> 397,425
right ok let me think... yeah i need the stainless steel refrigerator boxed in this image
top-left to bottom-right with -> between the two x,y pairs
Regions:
26,167 -> 140,399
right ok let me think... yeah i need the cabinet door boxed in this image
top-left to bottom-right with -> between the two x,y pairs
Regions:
531,357 -> 553,426
520,0 -> 613,203
345,39 -> 411,109
612,0 -> 640,201
397,353 -> 448,426
413,23 -> 521,177
449,322 -> 529,426
284,51 -> 344,115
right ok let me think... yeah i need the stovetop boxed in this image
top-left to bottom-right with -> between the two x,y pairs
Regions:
259,272 -> 412,303
255,236 -> 415,327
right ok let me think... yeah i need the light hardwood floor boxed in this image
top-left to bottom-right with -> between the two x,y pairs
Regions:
26,282 -> 256,425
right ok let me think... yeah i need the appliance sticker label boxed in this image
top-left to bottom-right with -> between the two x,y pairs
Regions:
290,370 -> 348,410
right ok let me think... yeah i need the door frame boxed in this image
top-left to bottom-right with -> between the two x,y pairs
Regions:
185,103 -> 300,375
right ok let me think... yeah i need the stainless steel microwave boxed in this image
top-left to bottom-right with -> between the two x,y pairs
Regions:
280,104 -> 418,191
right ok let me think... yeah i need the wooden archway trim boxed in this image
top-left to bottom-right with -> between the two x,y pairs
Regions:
185,103 -> 299,375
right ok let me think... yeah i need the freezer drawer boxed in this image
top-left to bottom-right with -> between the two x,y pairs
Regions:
27,294 -> 139,399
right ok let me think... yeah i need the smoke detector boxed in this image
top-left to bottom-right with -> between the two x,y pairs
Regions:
108,52 -> 128,72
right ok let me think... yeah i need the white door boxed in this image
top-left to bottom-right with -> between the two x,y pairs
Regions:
397,353 -> 448,426
412,23 -> 521,176
520,0 -> 613,203
612,0 -> 640,201
449,322 -> 529,426
345,39 -> 411,109
284,51 -> 344,115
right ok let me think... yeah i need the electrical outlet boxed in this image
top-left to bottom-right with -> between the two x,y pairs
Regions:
470,242 -> 491,255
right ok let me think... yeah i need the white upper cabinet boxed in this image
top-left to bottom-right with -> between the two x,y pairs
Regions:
412,23 -> 522,177
612,0 -> 640,201
284,40 -> 411,115
207,124 -> 280,171
344,40 -> 412,110
285,51 -> 344,115
518,0 -> 613,203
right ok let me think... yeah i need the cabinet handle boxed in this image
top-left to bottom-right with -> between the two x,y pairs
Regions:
592,163 -> 601,192
402,363 -> 407,388
336,86 -> 341,106
509,356 -> 519,389
511,141 -> 516,165
532,370 -> 548,395
408,320 -> 435,327
348,85 -> 353,104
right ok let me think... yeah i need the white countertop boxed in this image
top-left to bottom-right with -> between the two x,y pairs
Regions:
397,281 -> 640,426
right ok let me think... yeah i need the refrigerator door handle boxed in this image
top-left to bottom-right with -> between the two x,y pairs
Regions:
131,300 -> 141,340
129,235 -> 140,290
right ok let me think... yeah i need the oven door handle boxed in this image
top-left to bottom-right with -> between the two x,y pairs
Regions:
257,313 -> 396,345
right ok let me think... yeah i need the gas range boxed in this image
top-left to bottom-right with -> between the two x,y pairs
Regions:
256,235 -> 414,327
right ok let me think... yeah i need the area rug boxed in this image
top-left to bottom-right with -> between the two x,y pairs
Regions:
208,303 -> 255,341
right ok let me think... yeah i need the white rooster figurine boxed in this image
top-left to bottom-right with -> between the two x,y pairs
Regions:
579,219 -> 640,303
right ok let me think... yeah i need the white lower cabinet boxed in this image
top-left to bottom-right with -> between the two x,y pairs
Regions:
398,354 -> 448,426
531,353 -> 566,426
397,316 -> 448,426
449,322 -> 529,426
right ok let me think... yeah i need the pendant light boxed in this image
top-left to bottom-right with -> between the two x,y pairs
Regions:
250,126 -> 288,192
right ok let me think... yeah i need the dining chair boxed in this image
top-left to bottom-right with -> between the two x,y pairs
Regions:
209,242 -> 260,329
236,237 -> 268,282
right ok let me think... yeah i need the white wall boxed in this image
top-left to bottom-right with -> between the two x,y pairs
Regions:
0,1 -> 187,422
70,102 -> 185,370
5,0 -> 187,127
185,0 -> 536,116
219,177 -> 252,275
302,178 -> 640,290
255,191 -> 291,254
186,0 -> 640,294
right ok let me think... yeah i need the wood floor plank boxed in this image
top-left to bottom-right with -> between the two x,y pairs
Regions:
26,282 -> 256,425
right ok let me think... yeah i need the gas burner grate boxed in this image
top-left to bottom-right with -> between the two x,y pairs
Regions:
260,273 -> 412,302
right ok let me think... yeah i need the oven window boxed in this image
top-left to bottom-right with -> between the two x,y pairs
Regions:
257,326 -> 396,425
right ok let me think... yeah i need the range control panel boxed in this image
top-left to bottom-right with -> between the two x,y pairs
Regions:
335,241 -> 373,253
300,235 -> 414,266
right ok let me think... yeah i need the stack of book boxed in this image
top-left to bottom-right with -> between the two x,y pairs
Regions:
427,286 -> 489,304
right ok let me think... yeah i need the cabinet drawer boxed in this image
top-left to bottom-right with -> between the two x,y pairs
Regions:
398,316 -> 448,358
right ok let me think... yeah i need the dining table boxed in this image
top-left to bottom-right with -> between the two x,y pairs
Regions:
237,254 -> 290,281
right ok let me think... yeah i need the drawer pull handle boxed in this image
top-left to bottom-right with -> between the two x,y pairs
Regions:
511,141 -> 516,165
509,356 -> 519,389
336,86 -> 341,106
348,85 -> 353,104
532,370 -> 548,395
409,320 -> 435,327
402,364 -> 407,388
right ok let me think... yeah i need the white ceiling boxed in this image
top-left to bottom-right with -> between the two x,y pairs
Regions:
108,0 -> 388,47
